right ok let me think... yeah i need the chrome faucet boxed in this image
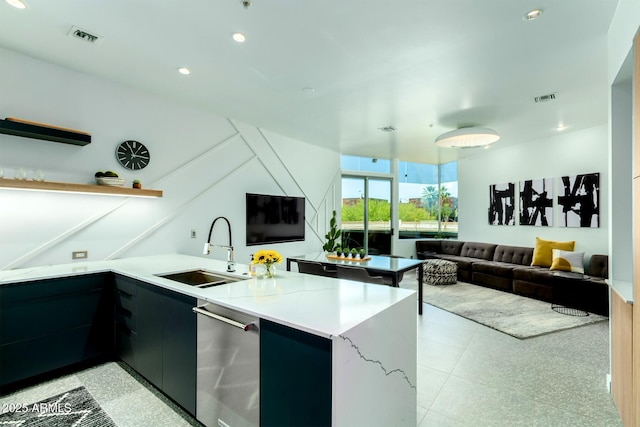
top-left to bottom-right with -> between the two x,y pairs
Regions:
203,216 -> 235,272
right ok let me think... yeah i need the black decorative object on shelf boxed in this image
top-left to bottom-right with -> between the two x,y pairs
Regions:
0,117 -> 91,146
116,140 -> 150,170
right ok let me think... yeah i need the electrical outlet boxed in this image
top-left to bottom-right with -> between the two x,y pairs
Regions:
191,229 -> 197,239
72,251 -> 88,260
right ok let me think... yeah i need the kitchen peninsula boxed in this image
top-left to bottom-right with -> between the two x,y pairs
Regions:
0,254 -> 417,427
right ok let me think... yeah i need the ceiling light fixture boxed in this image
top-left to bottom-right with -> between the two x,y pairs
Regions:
178,67 -> 191,75
434,127 -> 500,148
232,32 -> 246,43
6,0 -> 26,9
524,9 -> 543,21
556,123 -> 568,131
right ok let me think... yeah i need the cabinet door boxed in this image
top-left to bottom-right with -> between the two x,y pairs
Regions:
114,275 -> 138,369
112,275 -> 196,415
162,289 -> 197,415
135,282 -> 165,389
0,274 -> 112,388
260,319 -> 332,427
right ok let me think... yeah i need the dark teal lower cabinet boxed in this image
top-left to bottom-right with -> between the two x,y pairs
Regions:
0,274 -> 113,389
113,275 -> 196,415
260,319 -> 332,427
161,290 -> 197,415
135,282 -> 165,389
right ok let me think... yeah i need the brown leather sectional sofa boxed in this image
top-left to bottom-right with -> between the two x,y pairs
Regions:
416,240 -> 609,316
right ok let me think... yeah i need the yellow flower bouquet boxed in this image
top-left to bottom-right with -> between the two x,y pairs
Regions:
253,249 -> 283,278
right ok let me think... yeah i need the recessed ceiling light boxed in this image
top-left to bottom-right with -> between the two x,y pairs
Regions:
556,123 -> 568,131
178,67 -> 191,75
232,32 -> 246,43
6,0 -> 27,9
524,9 -> 543,21
302,87 -> 315,93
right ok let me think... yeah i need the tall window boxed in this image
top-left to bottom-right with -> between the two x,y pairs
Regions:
341,156 -> 458,248
398,161 -> 458,238
341,157 -> 393,255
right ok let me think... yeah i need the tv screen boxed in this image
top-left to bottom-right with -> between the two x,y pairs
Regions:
246,193 -> 305,246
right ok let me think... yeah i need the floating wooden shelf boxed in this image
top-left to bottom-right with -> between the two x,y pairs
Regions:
0,178 -> 163,198
0,118 -> 91,146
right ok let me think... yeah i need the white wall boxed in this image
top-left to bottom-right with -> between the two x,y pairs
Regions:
608,0 -> 640,86
610,75 -> 634,283
0,47 -> 341,269
458,125 -> 609,259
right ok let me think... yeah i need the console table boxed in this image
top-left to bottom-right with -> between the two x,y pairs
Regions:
287,253 -> 424,314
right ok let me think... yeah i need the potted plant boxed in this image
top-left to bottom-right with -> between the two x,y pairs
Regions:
359,248 -> 366,259
132,179 -> 142,189
335,247 -> 343,257
323,210 -> 342,253
350,248 -> 358,258
343,247 -> 350,258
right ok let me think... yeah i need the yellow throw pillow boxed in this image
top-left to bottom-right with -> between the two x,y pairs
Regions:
531,237 -> 576,267
550,249 -> 585,274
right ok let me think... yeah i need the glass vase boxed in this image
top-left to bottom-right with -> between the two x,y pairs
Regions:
263,264 -> 276,279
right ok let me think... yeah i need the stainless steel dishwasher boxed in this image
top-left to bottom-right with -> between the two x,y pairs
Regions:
193,301 -> 260,427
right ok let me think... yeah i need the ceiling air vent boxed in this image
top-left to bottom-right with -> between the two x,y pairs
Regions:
68,26 -> 103,44
378,125 -> 397,132
534,93 -> 556,103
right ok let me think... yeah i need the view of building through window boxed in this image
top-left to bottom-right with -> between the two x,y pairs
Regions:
341,157 -> 458,253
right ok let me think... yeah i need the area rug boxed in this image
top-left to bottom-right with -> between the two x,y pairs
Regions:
422,282 -> 608,339
0,386 -> 116,426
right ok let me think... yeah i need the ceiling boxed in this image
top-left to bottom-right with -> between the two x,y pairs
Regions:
0,0 -> 618,164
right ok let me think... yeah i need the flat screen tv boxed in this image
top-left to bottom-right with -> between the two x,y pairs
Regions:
246,193 -> 305,245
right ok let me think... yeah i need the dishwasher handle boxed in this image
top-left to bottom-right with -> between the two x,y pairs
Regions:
193,305 -> 258,332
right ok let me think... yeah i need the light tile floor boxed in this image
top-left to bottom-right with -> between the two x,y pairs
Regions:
0,276 -> 623,427
403,272 -> 622,427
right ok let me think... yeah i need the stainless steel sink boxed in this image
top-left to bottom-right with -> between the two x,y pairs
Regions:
156,269 -> 246,288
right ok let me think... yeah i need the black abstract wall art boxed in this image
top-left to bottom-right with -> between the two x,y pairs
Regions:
519,178 -> 553,226
488,182 -> 515,225
557,173 -> 600,228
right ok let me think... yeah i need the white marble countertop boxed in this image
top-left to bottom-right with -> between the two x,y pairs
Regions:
0,254 -> 416,338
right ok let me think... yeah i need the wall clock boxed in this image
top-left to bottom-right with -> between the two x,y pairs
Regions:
116,140 -> 150,170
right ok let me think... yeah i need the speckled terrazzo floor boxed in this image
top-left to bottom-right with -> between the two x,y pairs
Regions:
400,271 -> 623,427
0,362 -> 201,427
1,273 -> 623,427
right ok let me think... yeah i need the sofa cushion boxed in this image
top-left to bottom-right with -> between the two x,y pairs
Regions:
416,240 -> 442,258
441,240 -> 464,255
550,249 -> 585,274
459,242 -> 497,261
513,266 -> 556,282
437,255 -> 476,272
587,254 -> 608,278
472,261 -> 518,278
492,245 -> 534,266
513,279 -> 554,301
531,237 -> 575,267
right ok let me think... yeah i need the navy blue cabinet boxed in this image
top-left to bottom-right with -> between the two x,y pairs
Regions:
0,274 -> 112,389
260,319 -> 332,427
161,288 -> 197,415
113,275 -> 196,415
